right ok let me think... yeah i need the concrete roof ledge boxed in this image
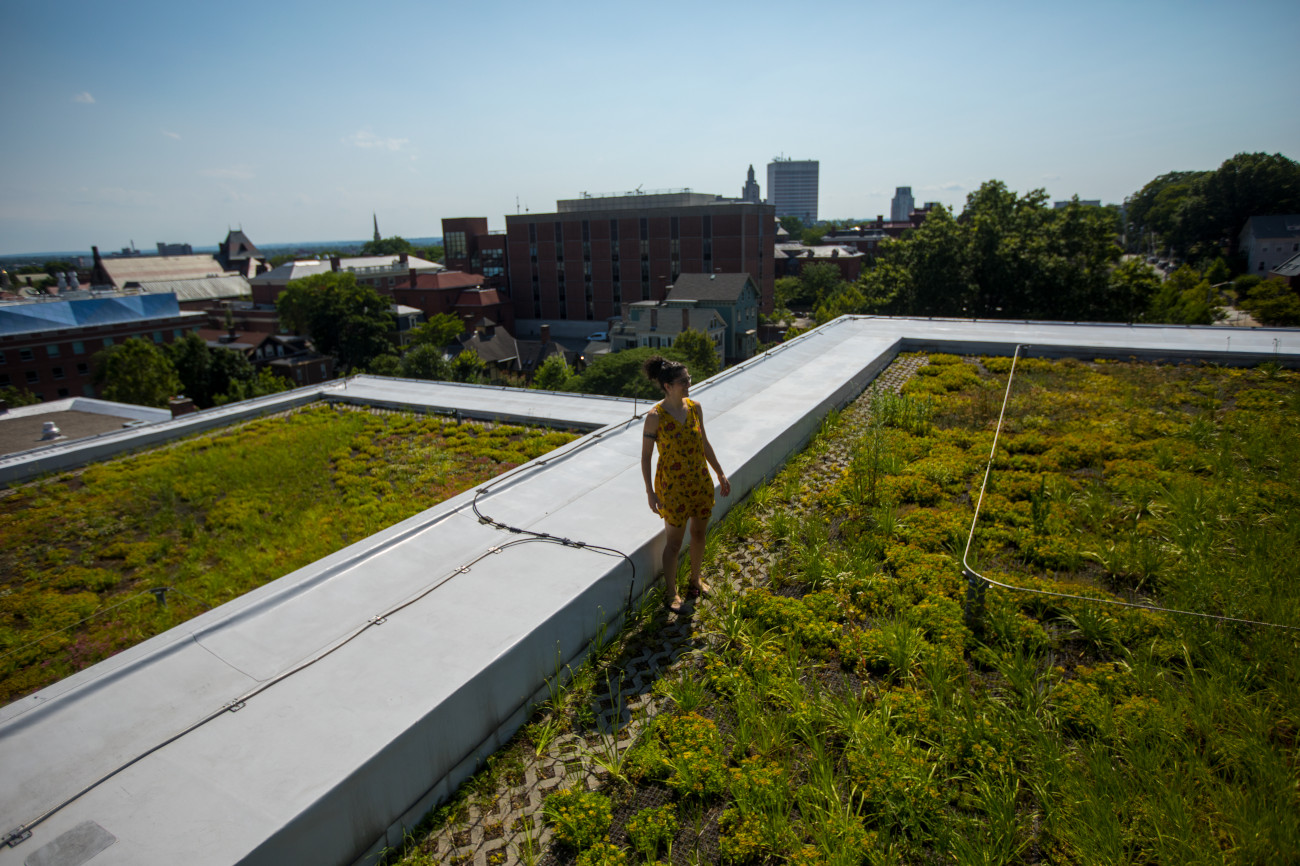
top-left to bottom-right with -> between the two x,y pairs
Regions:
1,317 -> 1297,866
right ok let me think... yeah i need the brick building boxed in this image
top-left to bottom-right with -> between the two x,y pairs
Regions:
502,191 -> 775,323
0,293 -> 205,402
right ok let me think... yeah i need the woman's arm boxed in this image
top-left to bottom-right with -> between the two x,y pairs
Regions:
696,404 -> 731,497
641,410 -> 661,515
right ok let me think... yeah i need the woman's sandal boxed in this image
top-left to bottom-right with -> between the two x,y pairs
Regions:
686,581 -> 711,599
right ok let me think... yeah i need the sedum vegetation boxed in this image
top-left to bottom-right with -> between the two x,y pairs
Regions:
541,355 -> 1299,864
0,405 -> 577,705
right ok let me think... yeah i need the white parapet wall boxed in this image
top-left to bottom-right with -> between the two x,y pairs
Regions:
1,317 -> 1295,866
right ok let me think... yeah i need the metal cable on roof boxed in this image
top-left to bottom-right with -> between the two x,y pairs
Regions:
3,423 -> 646,849
961,345 -> 1300,633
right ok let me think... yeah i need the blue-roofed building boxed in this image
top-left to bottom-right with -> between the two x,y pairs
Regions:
0,292 -> 205,403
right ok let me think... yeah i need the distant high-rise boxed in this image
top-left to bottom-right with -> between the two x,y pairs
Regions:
741,165 -> 761,204
891,187 -> 914,222
766,158 -> 819,223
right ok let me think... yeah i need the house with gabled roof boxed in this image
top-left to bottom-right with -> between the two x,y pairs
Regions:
664,272 -> 760,362
215,230 -> 268,279
1239,214 -> 1300,274
612,302 -> 727,366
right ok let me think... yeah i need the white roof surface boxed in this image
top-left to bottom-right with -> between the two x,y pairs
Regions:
1,317 -> 1296,865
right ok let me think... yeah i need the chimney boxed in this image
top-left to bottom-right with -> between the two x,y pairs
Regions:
540,324 -> 550,344
399,252 -> 409,266
169,396 -> 196,417
408,267 -> 417,288
330,256 -> 341,272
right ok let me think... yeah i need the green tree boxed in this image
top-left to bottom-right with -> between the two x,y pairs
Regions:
815,281 -> 868,324
1239,279 -> 1300,326
399,344 -> 452,381
213,367 -> 291,406
1204,258 -> 1231,285
93,337 -> 182,408
533,355 -> 574,391
571,346 -> 692,399
276,271 -> 393,373
1107,259 -> 1162,324
0,385 -> 40,407
1146,265 -> 1222,325
450,348 -> 487,383
800,227 -> 825,246
366,352 -> 402,377
360,236 -> 415,257
410,313 -> 464,349
774,276 -> 804,309
418,244 -> 444,263
779,215 -> 805,236
672,328 -> 720,378
798,262 -> 847,309
1126,170 -> 1205,252
1180,152 -> 1300,260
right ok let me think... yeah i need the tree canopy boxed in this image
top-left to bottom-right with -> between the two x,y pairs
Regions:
844,183 -> 1156,322
1127,153 -> 1300,262
409,313 -> 465,349
276,271 -> 393,373
672,328 -> 721,379
361,235 -> 414,257
571,346 -> 692,399
93,337 -> 182,408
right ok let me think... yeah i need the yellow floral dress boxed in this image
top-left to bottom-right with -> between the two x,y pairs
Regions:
653,398 -> 714,527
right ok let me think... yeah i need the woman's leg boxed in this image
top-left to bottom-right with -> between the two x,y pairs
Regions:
662,520 -> 686,608
688,515 -> 709,593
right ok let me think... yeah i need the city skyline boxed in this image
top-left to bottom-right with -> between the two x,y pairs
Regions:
2,0 -> 1297,256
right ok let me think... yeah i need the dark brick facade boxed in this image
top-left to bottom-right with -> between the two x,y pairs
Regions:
503,202 -> 775,322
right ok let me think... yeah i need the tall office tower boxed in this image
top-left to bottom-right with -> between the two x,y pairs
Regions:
766,158 -> 819,223
741,165 -> 761,204
891,187 -> 914,222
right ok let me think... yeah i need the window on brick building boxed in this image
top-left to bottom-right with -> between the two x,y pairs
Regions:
73,341 -> 85,354
47,344 -> 60,358
20,348 -> 34,361
77,362 -> 89,376
53,367 -> 65,380
26,370 -> 39,384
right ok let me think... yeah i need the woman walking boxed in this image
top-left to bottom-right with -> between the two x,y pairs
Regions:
640,356 -> 730,613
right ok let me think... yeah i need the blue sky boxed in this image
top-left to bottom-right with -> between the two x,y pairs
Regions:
1,0 -> 1296,255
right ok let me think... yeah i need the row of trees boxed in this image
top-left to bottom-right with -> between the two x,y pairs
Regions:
266,236 -> 444,270
1126,152 -> 1300,261
92,334 -> 290,409
806,182 -> 1173,323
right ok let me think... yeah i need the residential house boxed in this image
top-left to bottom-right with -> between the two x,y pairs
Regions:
664,272 -> 760,362
611,301 -> 727,367
1239,215 -> 1300,274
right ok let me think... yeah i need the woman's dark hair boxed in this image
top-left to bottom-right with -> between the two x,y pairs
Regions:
643,355 -> 688,392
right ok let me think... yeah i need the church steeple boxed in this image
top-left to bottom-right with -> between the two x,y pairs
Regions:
741,164 -> 761,204
373,213 -> 381,243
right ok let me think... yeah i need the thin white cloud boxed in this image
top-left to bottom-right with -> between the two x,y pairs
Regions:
162,130 -> 182,140
73,92 -> 95,104
201,165 -> 255,180
344,130 -> 409,152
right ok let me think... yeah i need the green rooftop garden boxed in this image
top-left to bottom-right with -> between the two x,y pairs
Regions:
392,354 -> 1299,865
0,405 -> 578,705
